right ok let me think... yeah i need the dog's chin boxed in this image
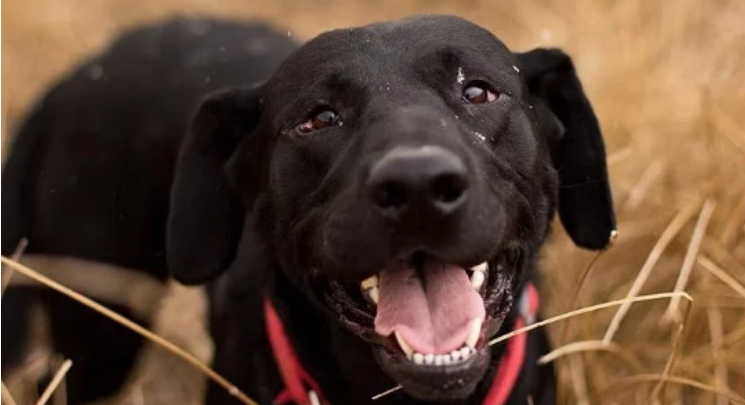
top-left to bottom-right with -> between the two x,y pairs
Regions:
320,249 -> 517,401
373,336 -> 493,400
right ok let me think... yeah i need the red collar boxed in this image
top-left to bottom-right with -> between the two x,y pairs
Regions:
265,284 -> 539,405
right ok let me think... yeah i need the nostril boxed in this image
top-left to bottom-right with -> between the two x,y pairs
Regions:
372,181 -> 409,210
430,173 -> 468,204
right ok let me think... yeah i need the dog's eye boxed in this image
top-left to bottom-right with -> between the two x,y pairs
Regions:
297,109 -> 342,133
462,83 -> 498,104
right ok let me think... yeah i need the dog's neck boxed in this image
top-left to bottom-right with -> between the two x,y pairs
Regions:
268,269 -> 526,405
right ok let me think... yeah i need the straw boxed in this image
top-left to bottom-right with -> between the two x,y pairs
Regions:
0,256 -> 261,405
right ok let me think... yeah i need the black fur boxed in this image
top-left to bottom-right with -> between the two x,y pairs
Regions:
1,17 -> 296,403
2,15 -> 615,405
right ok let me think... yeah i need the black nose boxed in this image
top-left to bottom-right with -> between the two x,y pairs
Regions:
367,146 -> 469,221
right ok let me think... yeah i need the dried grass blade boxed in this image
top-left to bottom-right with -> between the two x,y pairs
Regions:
664,199 -> 716,322
711,104 -> 745,155
698,256 -> 745,298
490,292 -> 692,346
684,325 -> 745,364
1,381 -> 19,405
538,340 -> 645,373
1,238 -> 28,294
35,360 -> 72,405
568,355 -> 590,405
702,239 -> 745,283
560,249 -> 606,344
708,301 -> 729,405
603,202 -> 700,344
621,160 -> 665,213
604,374 -> 745,404
371,385 -> 404,400
50,356 -> 68,405
652,300 -> 692,401
721,189 -> 745,247
0,256 -> 261,405
608,146 -> 633,166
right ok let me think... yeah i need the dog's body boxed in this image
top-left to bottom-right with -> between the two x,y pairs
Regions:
2,15 -> 614,405
1,18 -> 296,403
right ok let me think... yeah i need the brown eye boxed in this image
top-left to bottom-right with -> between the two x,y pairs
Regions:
462,83 -> 498,104
297,109 -> 341,133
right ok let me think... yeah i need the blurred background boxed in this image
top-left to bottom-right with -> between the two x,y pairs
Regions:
2,0 -> 744,404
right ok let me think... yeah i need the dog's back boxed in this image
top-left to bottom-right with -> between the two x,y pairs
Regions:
1,17 -> 296,402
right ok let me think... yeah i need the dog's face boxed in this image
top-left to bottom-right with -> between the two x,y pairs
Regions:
168,15 -> 615,401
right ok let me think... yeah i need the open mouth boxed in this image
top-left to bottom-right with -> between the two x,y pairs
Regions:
321,249 -> 517,398
366,254 -> 487,364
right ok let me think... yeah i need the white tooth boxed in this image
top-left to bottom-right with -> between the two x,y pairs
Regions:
424,354 -> 435,365
472,262 -> 488,273
435,355 -> 444,366
368,286 -> 379,305
413,353 -> 424,364
470,270 -> 485,290
395,331 -> 414,357
459,347 -> 472,359
451,350 -> 462,362
466,318 -> 483,348
442,354 -> 453,365
361,275 -> 379,290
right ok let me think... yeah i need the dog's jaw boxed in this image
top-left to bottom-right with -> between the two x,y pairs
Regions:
320,250 -> 518,400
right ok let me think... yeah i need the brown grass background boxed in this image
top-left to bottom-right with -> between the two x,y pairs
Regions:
2,0 -> 745,404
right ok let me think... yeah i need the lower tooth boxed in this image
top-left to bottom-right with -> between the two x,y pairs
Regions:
395,331 -> 414,357
451,350 -> 462,361
411,352 -> 464,365
465,318 -> 483,348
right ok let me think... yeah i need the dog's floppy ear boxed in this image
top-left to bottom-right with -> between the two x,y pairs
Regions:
167,85 -> 264,284
516,48 -> 616,250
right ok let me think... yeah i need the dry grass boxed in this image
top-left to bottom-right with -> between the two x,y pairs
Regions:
34,359 -> 72,405
2,0 -> 744,404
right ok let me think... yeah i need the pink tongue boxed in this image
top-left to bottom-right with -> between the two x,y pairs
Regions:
374,258 -> 485,354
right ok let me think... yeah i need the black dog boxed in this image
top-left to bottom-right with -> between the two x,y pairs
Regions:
1,18 -> 296,403
2,15 -> 615,405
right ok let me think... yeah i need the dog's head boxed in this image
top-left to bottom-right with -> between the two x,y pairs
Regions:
167,15 -> 615,401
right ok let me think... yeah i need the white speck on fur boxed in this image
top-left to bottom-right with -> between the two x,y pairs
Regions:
474,132 -> 486,142
513,65 -> 520,73
440,118 -> 448,127
88,64 -> 103,81
454,114 -> 460,120
457,67 -> 465,84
